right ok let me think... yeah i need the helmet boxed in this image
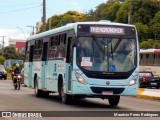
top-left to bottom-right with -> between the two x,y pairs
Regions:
16,63 -> 20,67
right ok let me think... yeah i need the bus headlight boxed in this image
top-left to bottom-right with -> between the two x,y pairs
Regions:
75,72 -> 87,84
128,75 -> 138,85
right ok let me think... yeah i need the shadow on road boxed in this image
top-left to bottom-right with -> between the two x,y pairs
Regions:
28,93 -> 127,110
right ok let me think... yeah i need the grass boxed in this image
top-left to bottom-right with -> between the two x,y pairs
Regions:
7,73 -> 12,79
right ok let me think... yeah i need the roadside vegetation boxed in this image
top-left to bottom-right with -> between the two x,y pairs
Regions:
38,0 -> 160,49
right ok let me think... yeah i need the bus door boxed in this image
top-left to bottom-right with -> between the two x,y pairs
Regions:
41,41 -> 48,89
66,34 -> 74,91
28,45 -> 34,87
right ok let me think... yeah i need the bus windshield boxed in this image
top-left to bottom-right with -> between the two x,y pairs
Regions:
76,36 -> 137,72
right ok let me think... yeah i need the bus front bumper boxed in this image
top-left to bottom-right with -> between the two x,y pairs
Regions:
70,81 -> 138,97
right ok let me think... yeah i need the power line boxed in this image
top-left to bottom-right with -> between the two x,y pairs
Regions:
27,25 -> 36,35
0,5 -> 42,14
0,3 -> 40,8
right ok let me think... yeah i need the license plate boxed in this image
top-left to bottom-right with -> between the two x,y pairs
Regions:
151,83 -> 157,85
102,91 -> 113,95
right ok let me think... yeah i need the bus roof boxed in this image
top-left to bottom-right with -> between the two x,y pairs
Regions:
140,49 -> 160,53
27,21 -> 136,41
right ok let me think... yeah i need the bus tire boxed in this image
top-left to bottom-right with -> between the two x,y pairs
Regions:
34,78 -> 42,97
60,85 -> 72,104
43,91 -> 49,98
108,96 -> 120,107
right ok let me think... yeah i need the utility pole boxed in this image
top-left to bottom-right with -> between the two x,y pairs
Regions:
43,0 -> 46,32
0,36 -> 5,57
128,0 -> 132,24
27,25 -> 36,35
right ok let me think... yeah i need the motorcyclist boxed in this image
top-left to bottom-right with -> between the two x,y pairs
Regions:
13,63 -> 21,85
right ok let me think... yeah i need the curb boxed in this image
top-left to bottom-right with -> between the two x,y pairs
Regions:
137,88 -> 160,100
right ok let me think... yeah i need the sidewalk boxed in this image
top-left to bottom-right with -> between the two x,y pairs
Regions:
138,88 -> 160,100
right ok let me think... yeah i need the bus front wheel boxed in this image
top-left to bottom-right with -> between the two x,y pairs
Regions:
60,84 -> 72,104
108,96 -> 120,107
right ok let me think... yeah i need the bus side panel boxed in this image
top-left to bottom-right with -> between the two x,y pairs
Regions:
24,62 -> 29,86
24,62 -> 33,87
45,60 -> 58,92
41,61 -> 46,90
33,61 -> 43,89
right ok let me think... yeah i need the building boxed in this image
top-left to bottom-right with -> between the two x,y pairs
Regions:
36,21 -> 43,33
16,41 -> 26,53
8,38 -> 26,53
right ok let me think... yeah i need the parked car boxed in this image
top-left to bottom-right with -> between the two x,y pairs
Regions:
0,65 -> 7,80
139,71 -> 160,89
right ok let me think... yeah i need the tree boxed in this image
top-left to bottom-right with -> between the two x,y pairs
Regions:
0,56 -> 6,65
149,11 -> 160,39
93,0 -> 120,21
140,39 -> 154,49
132,0 -> 160,24
45,11 -> 86,31
3,46 -> 17,59
2,46 -> 24,60
134,22 -> 149,42
115,1 -> 128,23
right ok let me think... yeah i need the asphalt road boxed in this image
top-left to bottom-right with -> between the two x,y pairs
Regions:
0,79 -> 159,120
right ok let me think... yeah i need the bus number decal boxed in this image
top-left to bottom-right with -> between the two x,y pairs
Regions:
57,63 -> 64,69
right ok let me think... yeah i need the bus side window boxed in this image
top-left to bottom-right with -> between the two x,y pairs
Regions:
48,35 -> 58,59
66,37 -> 74,64
157,53 -> 160,66
56,33 -> 66,58
25,42 -> 29,62
146,54 -> 149,65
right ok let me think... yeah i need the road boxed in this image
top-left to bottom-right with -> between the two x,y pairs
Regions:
0,80 -> 159,120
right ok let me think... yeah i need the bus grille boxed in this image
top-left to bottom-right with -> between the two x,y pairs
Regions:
90,87 -> 125,94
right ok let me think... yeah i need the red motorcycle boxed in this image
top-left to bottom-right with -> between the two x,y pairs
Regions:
13,74 -> 22,90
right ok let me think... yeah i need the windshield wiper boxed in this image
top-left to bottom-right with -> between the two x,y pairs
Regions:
113,38 -> 122,52
91,35 -> 104,52
111,42 -> 114,61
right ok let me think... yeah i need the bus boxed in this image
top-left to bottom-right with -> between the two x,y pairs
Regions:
140,49 -> 160,75
139,49 -> 160,88
24,21 -> 139,107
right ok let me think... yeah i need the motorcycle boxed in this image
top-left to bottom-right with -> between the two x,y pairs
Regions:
14,74 -> 22,90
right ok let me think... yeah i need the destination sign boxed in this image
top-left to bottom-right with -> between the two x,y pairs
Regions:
90,27 -> 124,35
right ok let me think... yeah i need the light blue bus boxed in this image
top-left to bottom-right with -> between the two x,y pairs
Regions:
24,21 -> 139,107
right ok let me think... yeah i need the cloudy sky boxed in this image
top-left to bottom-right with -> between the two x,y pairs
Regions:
0,0 -> 106,46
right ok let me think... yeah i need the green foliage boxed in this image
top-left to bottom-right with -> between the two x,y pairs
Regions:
1,46 -> 25,60
115,1 -> 129,23
140,39 -> 160,49
11,62 -> 24,69
37,0 -> 160,49
140,39 -> 154,49
46,10 -> 86,30
0,56 -> 6,65
149,11 -> 160,39
4,66 -> 12,73
134,22 -> 149,42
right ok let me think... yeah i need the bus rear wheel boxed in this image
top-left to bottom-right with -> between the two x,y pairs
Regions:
108,96 -> 120,107
34,78 -> 42,97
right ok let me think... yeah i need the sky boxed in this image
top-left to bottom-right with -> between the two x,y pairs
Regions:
0,0 -> 106,46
